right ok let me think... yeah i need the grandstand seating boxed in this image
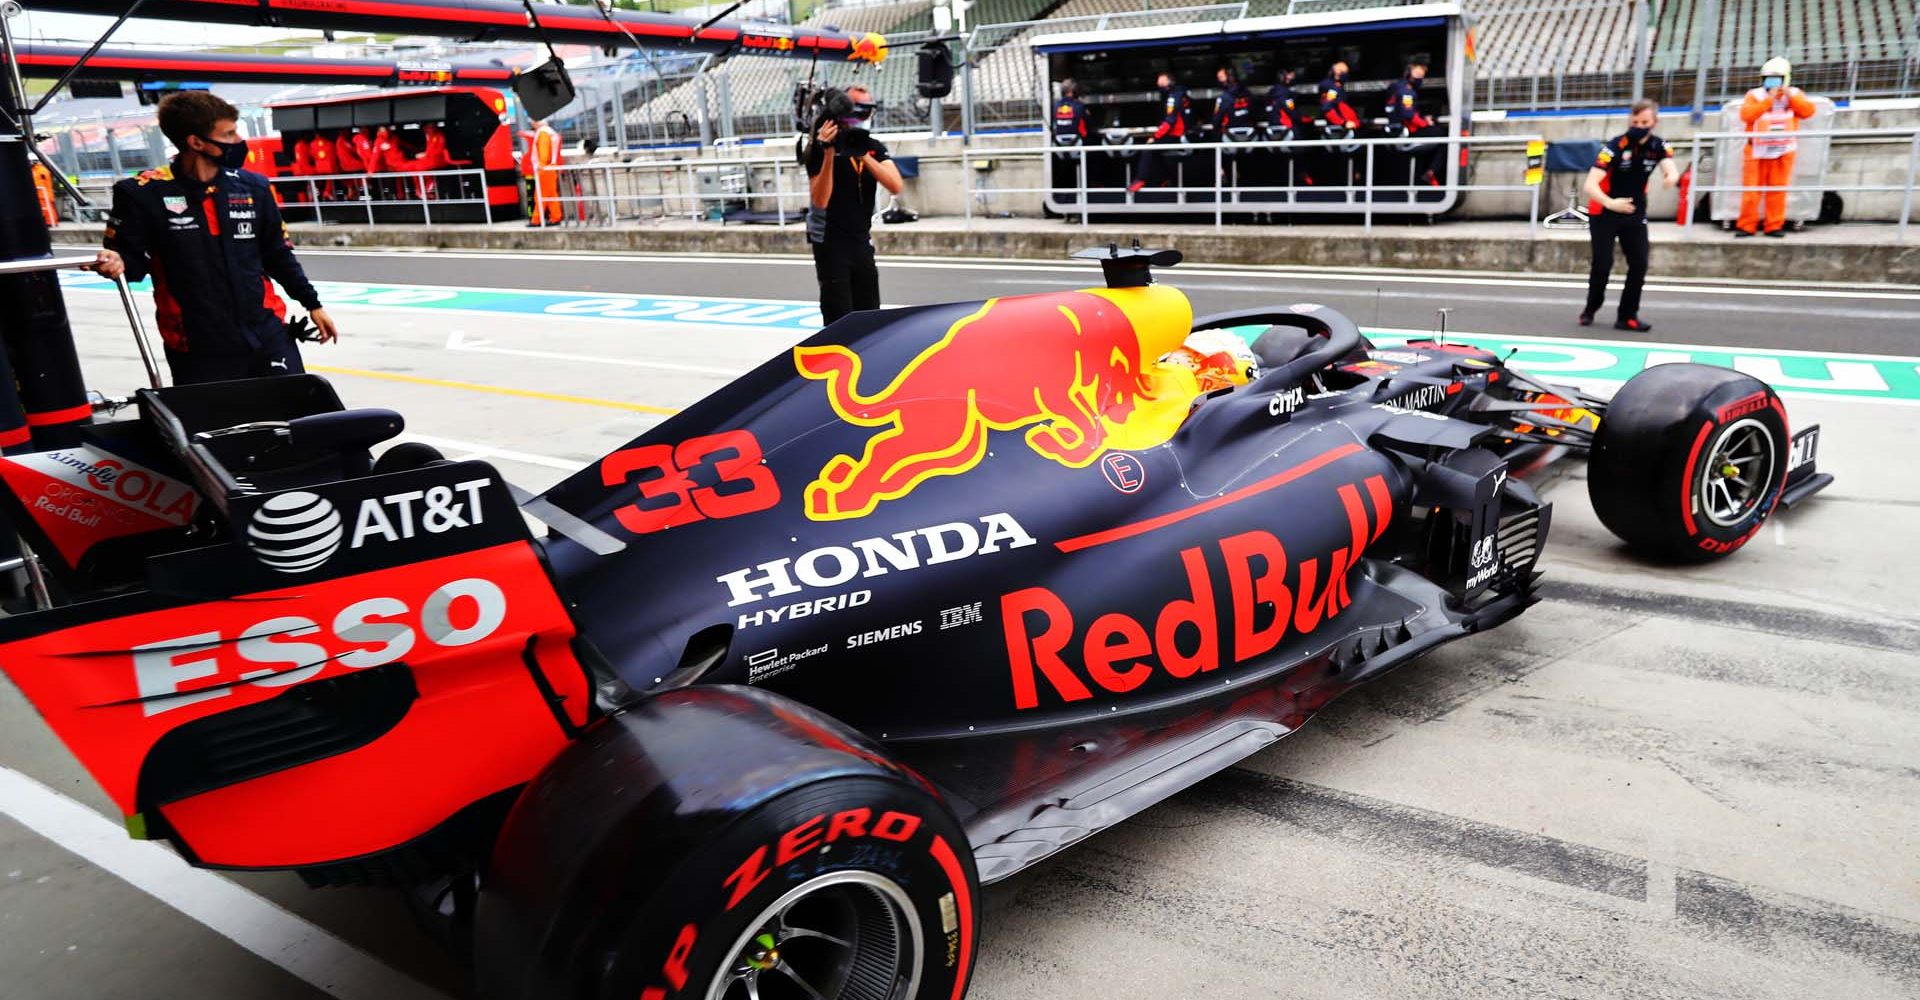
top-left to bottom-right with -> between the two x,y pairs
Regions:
1473,0 -> 1636,77
1652,0 -> 1915,70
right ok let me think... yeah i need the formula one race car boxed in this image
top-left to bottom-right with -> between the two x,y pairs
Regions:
0,247 -> 1829,1000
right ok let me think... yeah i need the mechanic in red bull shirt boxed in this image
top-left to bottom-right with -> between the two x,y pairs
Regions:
1317,61 -> 1361,132
1384,59 -> 1444,186
1051,79 -> 1095,200
90,91 -> 338,384
1267,68 -> 1300,136
1128,72 -> 1192,194
1212,66 -> 1257,136
1212,66 -> 1259,186
1052,79 -> 1092,145
1579,99 -> 1679,332
1265,68 -> 1310,185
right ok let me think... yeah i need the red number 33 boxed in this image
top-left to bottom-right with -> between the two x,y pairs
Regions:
600,430 -> 781,535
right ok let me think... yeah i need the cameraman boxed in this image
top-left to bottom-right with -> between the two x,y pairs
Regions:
804,86 -> 903,324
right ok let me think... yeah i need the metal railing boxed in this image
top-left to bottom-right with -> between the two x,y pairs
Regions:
533,154 -> 816,225
264,167 -> 499,226
1684,126 -> 1920,241
530,131 -> 1550,233
964,134 -> 1546,234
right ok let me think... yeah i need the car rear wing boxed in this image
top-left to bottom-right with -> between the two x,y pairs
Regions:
0,453 -> 599,874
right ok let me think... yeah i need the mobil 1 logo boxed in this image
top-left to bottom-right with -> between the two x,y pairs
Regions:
224,461 -> 528,584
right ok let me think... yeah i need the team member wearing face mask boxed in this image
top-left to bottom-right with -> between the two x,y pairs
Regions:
1579,99 -> 1680,332
1383,60 -> 1444,187
805,86 -> 904,324
1313,60 -> 1362,191
1128,72 -> 1194,194
90,91 -> 338,385
1735,57 -> 1816,238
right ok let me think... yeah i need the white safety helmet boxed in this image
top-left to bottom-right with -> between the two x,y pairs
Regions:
1761,57 -> 1792,88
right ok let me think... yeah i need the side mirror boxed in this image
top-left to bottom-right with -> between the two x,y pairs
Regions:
917,42 -> 955,99
514,58 -> 576,121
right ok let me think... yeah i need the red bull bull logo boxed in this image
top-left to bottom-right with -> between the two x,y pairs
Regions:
794,287 -> 1193,521
849,32 -> 887,64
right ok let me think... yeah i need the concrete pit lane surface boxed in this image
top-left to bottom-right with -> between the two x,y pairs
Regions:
2,251 -> 1918,1000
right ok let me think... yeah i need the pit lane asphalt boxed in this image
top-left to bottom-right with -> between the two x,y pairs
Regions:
2,262 -> 1918,1000
292,248 -> 1920,356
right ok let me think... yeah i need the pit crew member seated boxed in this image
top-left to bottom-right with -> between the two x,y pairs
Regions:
1579,99 -> 1679,333
1051,79 -> 1095,199
1052,79 -> 1092,146
1212,66 -> 1259,185
1314,61 -> 1362,187
1317,61 -> 1361,134
1128,72 -> 1193,194
1213,66 -> 1258,138
1265,68 -> 1310,186
1384,59 -> 1444,187
90,91 -> 338,384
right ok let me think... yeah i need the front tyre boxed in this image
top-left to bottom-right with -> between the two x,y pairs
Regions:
1588,363 -> 1789,561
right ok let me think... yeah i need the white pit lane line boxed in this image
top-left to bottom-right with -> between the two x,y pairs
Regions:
293,248 -> 1920,301
402,432 -> 586,472
0,766 -> 453,1000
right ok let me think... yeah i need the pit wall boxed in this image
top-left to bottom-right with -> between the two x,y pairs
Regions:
771,103 -> 1920,221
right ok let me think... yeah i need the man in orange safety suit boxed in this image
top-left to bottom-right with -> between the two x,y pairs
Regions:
1735,56 -> 1815,238
30,160 -> 57,226
521,120 -> 563,227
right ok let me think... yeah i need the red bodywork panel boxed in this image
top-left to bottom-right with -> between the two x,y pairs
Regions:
0,541 -> 590,868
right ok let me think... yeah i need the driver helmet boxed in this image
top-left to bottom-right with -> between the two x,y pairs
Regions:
1760,56 -> 1792,90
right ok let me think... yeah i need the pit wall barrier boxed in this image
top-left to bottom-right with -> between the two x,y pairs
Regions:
530,106 -> 1920,230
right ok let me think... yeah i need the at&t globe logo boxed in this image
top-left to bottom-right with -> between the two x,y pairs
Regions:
246,491 -> 345,573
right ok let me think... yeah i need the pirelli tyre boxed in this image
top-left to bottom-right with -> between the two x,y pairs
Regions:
475,687 -> 979,1000
611,775 -> 975,1000
1588,363 -> 1789,561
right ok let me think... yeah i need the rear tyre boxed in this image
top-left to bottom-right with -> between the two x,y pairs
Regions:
597,775 -> 976,1000
372,441 -> 446,474
1588,363 -> 1789,562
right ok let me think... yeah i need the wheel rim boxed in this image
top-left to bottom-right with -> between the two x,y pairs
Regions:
1700,417 -> 1776,527
707,871 -> 922,1000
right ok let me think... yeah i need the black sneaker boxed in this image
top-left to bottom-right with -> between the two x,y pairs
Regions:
1614,317 -> 1652,332
1733,229 -> 1756,238
1764,229 -> 1786,238
1577,312 -> 1594,327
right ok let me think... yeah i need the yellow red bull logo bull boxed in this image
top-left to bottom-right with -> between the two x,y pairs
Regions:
849,32 -> 887,64
794,286 -> 1193,521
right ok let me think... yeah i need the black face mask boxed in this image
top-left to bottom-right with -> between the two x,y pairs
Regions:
1625,125 -> 1651,144
199,135 -> 249,170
